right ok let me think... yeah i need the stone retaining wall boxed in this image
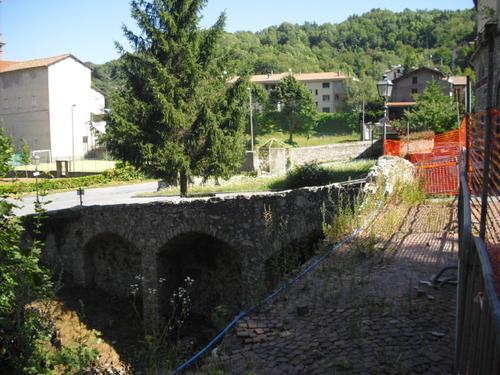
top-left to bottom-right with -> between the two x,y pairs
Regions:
289,140 -> 381,166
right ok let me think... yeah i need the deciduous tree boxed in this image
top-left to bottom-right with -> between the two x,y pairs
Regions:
267,75 -> 317,144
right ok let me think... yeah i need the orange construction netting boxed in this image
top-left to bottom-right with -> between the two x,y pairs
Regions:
383,118 -> 467,195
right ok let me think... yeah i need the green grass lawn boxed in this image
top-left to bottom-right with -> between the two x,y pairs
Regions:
139,159 -> 374,197
253,132 -> 361,148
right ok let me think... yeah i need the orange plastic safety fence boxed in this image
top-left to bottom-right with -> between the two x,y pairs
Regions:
384,140 -> 401,156
415,157 -> 460,195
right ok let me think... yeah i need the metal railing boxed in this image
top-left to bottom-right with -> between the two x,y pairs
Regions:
456,153 -> 500,372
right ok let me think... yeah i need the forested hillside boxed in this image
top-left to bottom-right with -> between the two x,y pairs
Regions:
89,8 -> 476,100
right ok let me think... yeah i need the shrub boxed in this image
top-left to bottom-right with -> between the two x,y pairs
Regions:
0,163 -> 145,196
279,163 -> 335,189
274,161 -> 374,190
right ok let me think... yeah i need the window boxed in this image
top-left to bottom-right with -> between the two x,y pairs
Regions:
334,94 -> 340,101
31,96 -> 37,108
265,84 -> 269,90
411,88 -> 418,94
322,94 -> 330,102
2,99 -> 8,110
412,76 -> 418,84
322,82 -> 330,89
83,136 -> 88,143
270,84 -> 276,89
322,107 -> 330,113
315,89 -> 318,95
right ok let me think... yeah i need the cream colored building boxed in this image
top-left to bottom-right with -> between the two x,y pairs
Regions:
249,71 -> 349,113
0,54 -> 105,161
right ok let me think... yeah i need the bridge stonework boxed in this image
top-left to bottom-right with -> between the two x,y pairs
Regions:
31,184 -> 350,321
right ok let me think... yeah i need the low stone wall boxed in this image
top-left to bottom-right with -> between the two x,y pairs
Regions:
289,140 -> 381,166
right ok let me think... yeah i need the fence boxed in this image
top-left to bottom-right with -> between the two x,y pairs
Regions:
384,118 -> 467,195
456,109 -> 500,373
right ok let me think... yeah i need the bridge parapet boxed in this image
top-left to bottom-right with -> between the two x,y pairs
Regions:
25,183 -> 357,321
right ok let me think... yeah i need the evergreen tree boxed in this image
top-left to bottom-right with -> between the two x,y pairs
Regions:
403,80 -> 458,133
103,0 -> 249,196
267,75 -> 317,144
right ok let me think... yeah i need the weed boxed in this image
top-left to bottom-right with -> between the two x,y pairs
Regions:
333,357 -> 353,370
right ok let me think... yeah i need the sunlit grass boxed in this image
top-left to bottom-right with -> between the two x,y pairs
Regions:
253,131 -> 361,148
139,159 -> 375,197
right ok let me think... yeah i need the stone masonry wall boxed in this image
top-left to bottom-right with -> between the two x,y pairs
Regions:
27,184 -> 354,321
289,140 -> 381,166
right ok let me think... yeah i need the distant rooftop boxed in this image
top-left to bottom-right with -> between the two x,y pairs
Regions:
449,76 -> 467,86
230,71 -> 349,84
253,71 -> 348,83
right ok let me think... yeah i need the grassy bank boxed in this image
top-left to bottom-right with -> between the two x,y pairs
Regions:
140,160 -> 374,197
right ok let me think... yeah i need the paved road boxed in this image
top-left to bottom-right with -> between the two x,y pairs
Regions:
10,181 -> 278,216
10,181 -> 179,216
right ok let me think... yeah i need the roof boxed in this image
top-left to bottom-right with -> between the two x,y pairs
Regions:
230,71 -> 349,84
449,76 -> 467,86
392,67 -> 444,83
0,60 -> 19,70
0,54 -> 87,73
254,71 -> 348,83
387,101 -> 416,107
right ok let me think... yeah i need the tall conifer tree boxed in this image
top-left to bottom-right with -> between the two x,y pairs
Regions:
103,0 -> 248,196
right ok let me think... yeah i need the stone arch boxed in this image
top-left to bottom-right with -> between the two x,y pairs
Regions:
157,231 -> 242,319
83,232 -> 141,298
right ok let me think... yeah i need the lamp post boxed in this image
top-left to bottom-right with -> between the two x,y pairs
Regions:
376,79 -> 393,155
247,87 -> 254,151
33,155 -> 40,205
71,104 -> 76,171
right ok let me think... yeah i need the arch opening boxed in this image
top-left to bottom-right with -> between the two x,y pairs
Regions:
157,232 -> 242,324
83,233 -> 142,299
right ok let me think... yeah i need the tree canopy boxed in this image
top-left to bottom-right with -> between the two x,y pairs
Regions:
90,8 -> 476,100
102,0 -> 249,196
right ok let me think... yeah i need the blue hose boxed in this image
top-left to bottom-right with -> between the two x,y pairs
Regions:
172,204 -> 379,374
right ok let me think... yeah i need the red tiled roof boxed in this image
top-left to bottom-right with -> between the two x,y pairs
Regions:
0,60 -> 19,70
0,54 -> 81,73
230,71 -> 349,84
449,76 -> 467,86
387,101 -> 416,107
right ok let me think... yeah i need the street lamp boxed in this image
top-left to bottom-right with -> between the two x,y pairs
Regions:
71,104 -> 76,171
32,155 -> 40,205
247,87 -> 254,151
376,79 -> 393,155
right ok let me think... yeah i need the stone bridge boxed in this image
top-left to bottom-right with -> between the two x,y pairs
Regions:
27,184 -> 357,320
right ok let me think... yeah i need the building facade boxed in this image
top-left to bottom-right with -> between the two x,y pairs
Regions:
472,0 -> 500,110
386,67 -> 467,119
249,71 -> 349,113
0,54 -> 105,160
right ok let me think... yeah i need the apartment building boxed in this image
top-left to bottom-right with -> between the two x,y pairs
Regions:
0,54 -> 105,160
249,71 -> 349,113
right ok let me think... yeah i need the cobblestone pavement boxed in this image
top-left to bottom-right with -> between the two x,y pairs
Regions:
202,202 -> 458,374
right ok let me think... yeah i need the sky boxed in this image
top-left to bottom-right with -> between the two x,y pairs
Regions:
1,0 -> 474,64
